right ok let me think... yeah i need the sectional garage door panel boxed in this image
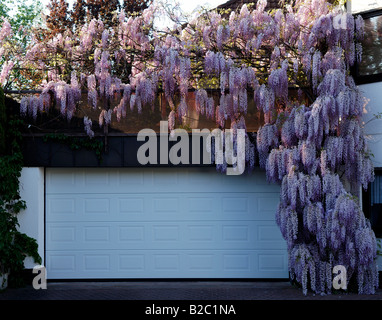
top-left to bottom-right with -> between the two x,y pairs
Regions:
46,192 -> 280,222
46,250 -> 288,279
46,221 -> 286,250
46,168 -> 281,194
46,168 -> 287,279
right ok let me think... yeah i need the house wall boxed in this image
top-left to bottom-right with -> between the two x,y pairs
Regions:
360,82 -> 382,168
18,167 -> 45,268
359,82 -> 382,271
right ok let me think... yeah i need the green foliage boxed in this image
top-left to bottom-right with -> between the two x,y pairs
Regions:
0,0 -> 44,90
43,133 -> 104,161
0,87 -> 42,287
0,0 -> 43,41
0,85 -> 6,154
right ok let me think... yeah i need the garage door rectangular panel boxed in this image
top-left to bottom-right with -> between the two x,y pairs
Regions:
223,254 -> 251,272
47,197 -> 77,222
46,170 -> 77,193
118,170 -> 145,187
84,198 -> 110,215
84,226 -> 110,242
187,224 -> 215,242
152,197 -> 180,213
222,225 -> 250,241
83,254 -> 111,271
152,170 -> 180,187
256,223 -> 287,249
258,252 -> 288,273
258,195 -> 280,212
47,225 -> 77,245
84,170 -> 110,187
187,254 -> 216,271
186,196 -> 214,213
118,254 -> 146,271
119,197 -> 145,215
119,225 -> 145,242
47,253 -> 77,277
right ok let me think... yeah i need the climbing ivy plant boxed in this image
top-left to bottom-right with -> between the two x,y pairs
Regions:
0,87 -> 41,288
43,133 -> 104,161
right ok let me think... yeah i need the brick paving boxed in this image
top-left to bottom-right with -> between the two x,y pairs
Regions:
0,280 -> 381,300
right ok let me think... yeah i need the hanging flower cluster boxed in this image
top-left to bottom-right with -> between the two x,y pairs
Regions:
255,2 -> 377,293
0,0 -> 378,295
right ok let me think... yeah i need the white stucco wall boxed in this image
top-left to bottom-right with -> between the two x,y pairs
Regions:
18,167 -> 45,268
359,82 -> 382,168
360,82 -> 382,269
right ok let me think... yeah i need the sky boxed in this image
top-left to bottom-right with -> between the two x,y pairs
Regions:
174,0 -> 227,14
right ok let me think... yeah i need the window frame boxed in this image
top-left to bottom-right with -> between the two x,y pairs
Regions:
352,9 -> 382,85
362,168 -> 382,238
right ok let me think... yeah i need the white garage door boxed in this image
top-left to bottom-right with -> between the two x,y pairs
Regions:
46,168 -> 287,279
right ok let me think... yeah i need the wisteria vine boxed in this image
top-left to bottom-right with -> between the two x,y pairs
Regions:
0,0 -> 378,294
